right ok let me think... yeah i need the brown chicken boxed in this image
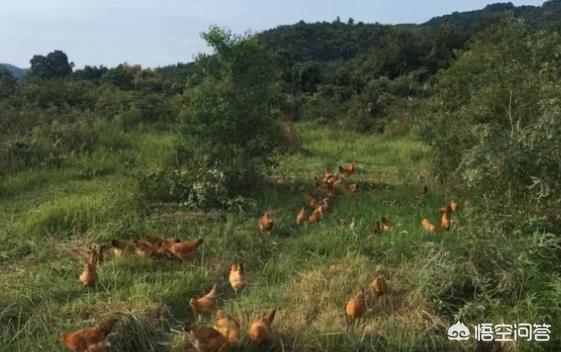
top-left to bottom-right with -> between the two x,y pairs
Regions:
111,239 -> 136,256
59,319 -> 117,352
345,183 -> 358,194
296,208 -> 306,226
421,218 -> 436,232
259,211 -> 274,234
79,244 -> 101,288
248,309 -> 276,343
325,174 -> 338,188
381,217 -> 393,231
164,239 -> 203,261
144,236 -> 175,258
440,206 -> 452,230
229,263 -> 246,293
346,288 -> 366,319
308,207 -> 322,224
422,218 -> 443,233
339,160 -> 356,178
79,262 -> 98,288
190,284 -> 219,315
305,194 -> 321,210
322,169 -> 335,184
184,324 -> 230,352
370,275 -> 389,297
213,310 -> 241,344
416,185 -> 429,198
133,241 -> 154,257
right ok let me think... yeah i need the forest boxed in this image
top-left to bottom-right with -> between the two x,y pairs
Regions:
1,1 -> 561,351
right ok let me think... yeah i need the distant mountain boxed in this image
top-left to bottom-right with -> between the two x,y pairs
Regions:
0,63 -> 28,79
259,1 -> 561,65
423,1 -> 561,30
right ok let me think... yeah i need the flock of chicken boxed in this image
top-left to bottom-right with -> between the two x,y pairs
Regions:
420,190 -> 459,234
344,186 -> 461,321
259,160 -> 461,322
260,160 -> 359,235
260,160 -> 394,321
61,237 -> 270,351
58,160 -> 461,351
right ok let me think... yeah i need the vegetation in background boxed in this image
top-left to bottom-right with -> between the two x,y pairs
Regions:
419,18 -> 561,227
29,50 -> 74,79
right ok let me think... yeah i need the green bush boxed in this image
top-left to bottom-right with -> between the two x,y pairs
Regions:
137,166 -> 257,211
301,85 -> 349,122
177,26 -> 283,200
344,78 -> 394,132
457,100 -> 561,223
419,19 -> 561,225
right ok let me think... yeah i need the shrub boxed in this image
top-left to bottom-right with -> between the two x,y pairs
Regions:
344,78 -> 394,132
137,166 -> 257,211
419,19 -> 561,225
177,26 -> 283,199
457,100 -> 561,224
420,21 -> 561,177
301,85 -> 350,122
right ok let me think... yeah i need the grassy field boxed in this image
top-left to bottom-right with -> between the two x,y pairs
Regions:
1,123 -> 558,351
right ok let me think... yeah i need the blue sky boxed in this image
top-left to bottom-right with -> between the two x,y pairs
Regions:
0,0 -> 546,68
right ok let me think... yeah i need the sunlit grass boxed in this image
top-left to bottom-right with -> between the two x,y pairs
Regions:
1,125 -> 560,351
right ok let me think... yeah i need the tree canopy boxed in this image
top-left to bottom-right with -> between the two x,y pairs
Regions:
29,50 -> 73,79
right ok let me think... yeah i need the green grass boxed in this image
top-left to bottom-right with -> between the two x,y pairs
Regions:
1,124 -> 560,351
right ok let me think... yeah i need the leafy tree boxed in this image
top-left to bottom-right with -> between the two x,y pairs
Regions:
369,28 -> 426,79
345,77 -> 394,132
29,50 -> 73,79
293,62 -> 322,92
420,18 -> 561,222
424,24 -> 467,73
178,26 -> 282,202
100,64 -> 141,90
